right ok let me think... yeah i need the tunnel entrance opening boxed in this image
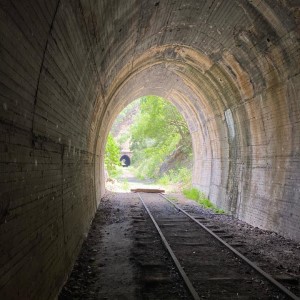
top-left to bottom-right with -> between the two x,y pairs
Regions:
103,95 -> 194,193
120,155 -> 130,167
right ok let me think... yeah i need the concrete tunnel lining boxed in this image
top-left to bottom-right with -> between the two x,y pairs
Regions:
0,0 -> 299,299
95,56 -> 212,204
95,45 -> 241,205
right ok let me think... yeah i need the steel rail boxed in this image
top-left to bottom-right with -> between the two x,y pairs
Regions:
160,193 -> 300,300
138,193 -> 201,300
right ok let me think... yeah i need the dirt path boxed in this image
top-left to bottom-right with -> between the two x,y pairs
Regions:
59,193 -> 138,299
106,166 -> 176,193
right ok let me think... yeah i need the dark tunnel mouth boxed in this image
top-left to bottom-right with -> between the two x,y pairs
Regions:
120,155 -> 131,167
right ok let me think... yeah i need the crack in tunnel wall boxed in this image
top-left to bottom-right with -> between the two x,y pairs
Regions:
0,0 -> 299,299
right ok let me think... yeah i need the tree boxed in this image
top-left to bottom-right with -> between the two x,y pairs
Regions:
130,95 -> 192,179
104,133 -> 121,177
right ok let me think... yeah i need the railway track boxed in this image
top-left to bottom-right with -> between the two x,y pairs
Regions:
137,192 -> 299,300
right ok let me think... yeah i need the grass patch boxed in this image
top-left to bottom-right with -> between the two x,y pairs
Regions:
182,187 -> 200,201
121,180 -> 129,191
157,167 -> 192,188
183,188 -> 225,214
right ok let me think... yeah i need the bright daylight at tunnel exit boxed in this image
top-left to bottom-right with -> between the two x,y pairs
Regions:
0,1 -> 300,299
103,96 -> 196,195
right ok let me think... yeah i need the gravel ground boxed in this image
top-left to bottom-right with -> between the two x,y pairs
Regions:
171,193 -> 300,296
59,192 -> 192,300
59,191 -> 300,299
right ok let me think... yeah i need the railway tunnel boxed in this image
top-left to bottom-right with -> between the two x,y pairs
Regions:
120,154 -> 131,167
0,0 -> 299,299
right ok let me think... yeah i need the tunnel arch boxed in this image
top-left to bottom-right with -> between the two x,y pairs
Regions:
95,45 -> 243,214
98,88 -> 204,196
120,154 -> 131,167
1,1 -> 299,299
101,89 -> 203,191
94,28 -> 299,241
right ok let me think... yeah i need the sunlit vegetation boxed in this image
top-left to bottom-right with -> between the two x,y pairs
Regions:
183,188 -> 225,214
157,168 -> 191,187
129,96 -> 192,186
104,133 -> 121,178
105,95 -> 193,190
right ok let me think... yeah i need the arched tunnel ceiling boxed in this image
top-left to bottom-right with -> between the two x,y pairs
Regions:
0,1 -> 299,299
91,0 -> 300,240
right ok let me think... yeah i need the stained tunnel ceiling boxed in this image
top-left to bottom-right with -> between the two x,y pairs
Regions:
0,1 -> 300,299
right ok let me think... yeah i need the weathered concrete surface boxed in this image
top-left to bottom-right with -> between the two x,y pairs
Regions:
0,1 -> 299,299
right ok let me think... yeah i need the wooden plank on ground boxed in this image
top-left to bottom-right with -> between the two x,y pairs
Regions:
131,188 -> 165,193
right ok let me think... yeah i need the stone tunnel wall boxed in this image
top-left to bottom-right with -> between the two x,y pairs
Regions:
0,1 -> 99,299
0,0 -> 299,299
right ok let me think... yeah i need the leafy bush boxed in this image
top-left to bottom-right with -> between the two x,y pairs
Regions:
130,96 -> 192,181
183,188 -> 225,214
158,167 -> 191,188
183,187 -> 200,200
104,134 -> 121,178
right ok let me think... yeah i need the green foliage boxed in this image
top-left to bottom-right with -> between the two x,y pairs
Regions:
104,134 -> 121,178
183,187 -> 200,200
158,167 -> 191,188
183,188 -> 225,214
121,179 -> 129,191
130,95 -> 192,182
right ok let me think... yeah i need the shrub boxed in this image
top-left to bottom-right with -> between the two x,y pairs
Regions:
157,167 -> 192,188
105,134 -> 121,178
183,188 -> 225,214
183,187 -> 200,200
